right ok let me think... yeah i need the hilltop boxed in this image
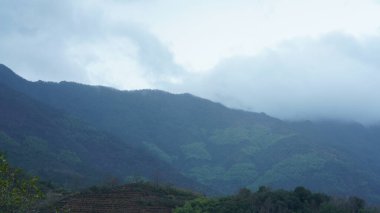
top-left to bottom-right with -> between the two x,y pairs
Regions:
1,64 -> 380,203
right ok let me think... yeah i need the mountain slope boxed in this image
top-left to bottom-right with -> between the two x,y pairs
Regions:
0,81 -> 207,192
1,64 -> 380,203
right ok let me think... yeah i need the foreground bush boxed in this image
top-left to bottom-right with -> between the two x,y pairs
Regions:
0,154 -> 44,212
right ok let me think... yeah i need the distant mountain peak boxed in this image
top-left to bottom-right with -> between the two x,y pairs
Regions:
0,64 -> 17,75
0,64 -> 29,88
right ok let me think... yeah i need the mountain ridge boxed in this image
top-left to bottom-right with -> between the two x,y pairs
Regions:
1,64 -> 380,203
0,77 -> 212,193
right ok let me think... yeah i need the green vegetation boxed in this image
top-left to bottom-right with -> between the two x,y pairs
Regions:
143,141 -> 173,163
175,186 -> 378,213
209,126 -> 288,148
181,143 -> 211,160
46,181 -> 378,212
133,182 -> 199,208
0,154 -> 44,212
251,152 -> 329,187
2,64 -> 380,203
0,132 -> 18,146
53,181 -> 200,213
0,82 -> 203,192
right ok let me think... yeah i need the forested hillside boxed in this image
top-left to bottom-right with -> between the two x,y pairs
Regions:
0,80 -> 207,192
1,64 -> 380,203
1,153 -> 377,212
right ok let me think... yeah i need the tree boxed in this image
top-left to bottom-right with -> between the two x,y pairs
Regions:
294,186 -> 312,202
0,154 -> 44,212
348,196 -> 365,213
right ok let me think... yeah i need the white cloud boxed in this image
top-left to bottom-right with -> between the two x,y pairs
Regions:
1,0 -> 380,123
141,0 -> 380,71
179,33 -> 380,124
0,0 -> 183,89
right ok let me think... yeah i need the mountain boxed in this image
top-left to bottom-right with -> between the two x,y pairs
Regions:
1,64 -> 380,203
0,72 -> 208,192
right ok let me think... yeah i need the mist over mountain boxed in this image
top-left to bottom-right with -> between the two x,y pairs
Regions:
180,33 -> 380,125
2,0 -> 380,125
1,64 -> 380,204
2,1 -> 380,211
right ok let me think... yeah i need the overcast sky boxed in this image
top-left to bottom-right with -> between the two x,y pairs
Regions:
1,0 -> 380,124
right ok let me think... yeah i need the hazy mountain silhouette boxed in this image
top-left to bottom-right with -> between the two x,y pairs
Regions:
1,64 -> 380,203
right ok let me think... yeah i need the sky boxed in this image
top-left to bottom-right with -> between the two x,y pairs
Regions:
1,0 -> 380,124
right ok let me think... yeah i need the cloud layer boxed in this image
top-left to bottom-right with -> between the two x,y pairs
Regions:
0,0 -> 182,89
180,34 -> 380,124
1,0 -> 380,124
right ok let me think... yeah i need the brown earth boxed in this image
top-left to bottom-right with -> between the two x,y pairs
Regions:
51,183 -> 198,213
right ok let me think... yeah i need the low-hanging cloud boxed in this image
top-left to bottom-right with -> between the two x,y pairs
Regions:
178,33 -> 380,124
1,0 -> 380,124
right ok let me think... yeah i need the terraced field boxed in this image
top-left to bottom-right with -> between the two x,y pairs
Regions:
54,183 -> 197,213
